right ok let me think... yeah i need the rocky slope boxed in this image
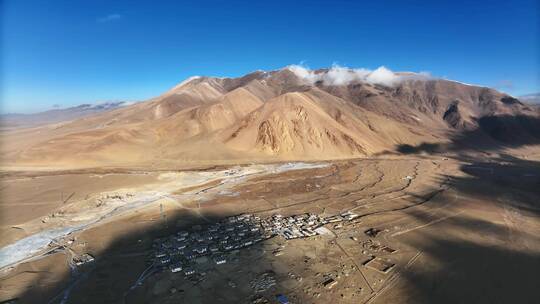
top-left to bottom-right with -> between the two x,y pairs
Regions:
1,67 -> 538,168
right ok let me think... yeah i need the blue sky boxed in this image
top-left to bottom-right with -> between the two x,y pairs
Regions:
2,0 -> 538,113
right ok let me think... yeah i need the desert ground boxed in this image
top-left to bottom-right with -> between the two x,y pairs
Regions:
1,149 -> 539,304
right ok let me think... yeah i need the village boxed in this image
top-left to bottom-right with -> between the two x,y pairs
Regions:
150,211 -> 361,278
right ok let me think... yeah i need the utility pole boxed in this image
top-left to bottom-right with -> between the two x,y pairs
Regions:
160,203 -> 167,228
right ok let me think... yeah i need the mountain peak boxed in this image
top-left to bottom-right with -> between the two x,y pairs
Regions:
3,66 -> 538,168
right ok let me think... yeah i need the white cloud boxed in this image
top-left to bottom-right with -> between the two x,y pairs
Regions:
286,65 -> 319,83
366,66 -> 400,86
97,14 -> 123,23
286,64 -> 431,87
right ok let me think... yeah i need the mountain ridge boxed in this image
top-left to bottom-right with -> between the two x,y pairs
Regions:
1,67 -> 538,168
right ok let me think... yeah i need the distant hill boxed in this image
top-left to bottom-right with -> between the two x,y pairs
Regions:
0,102 -> 130,128
520,93 -> 540,104
1,67 -> 538,168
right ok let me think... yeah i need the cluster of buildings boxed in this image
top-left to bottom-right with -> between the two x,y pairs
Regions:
73,253 -> 95,267
151,211 -> 359,276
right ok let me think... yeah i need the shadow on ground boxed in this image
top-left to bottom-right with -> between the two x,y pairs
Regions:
378,112 -> 540,304
396,114 -> 540,154
382,152 -> 540,303
9,208 -> 307,304
390,205 -> 540,304
446,154 -> 540,214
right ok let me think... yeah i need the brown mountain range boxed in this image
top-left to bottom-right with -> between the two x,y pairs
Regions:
1,68 -> 538,168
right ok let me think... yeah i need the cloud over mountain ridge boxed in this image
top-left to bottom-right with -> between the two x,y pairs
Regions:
286,64 -> 431,87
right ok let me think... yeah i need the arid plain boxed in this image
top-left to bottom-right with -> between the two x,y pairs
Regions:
1,151 -> 539,303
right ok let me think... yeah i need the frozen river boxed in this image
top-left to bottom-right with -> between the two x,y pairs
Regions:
0,162 -> 327,270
